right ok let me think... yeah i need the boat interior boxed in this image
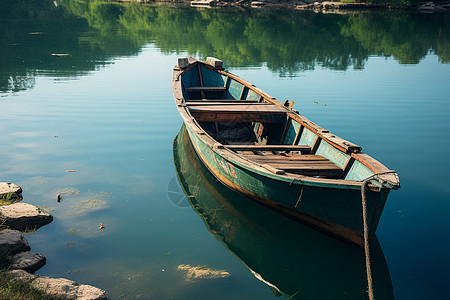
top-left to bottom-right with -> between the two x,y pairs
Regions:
180,62 -> 375,181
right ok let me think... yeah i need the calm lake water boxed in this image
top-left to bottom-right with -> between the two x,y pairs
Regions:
1,0 -> 449,299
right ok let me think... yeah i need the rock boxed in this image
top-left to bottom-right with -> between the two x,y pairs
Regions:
0,182 -> 23,204
0,202 -> 53,231
9,269 -> 109,300
178,264 -> 231,282
0,229 -> 30,256
8,268 -> 36,281
10,251 -> 46,273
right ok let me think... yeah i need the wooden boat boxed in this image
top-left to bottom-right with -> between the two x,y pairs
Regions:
172,57 -> 400,247
173,124 -> 395,299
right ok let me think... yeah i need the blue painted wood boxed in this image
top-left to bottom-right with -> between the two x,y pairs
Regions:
200,66 -> 226,87
228,79 -> 244,100
221,75 -> 228,87
182,84 -> 189,100
316,140 -> 350,169
181,67 -> 200,88
345,160 -> 374,181
283,120 -> 300,145
246,89 -> 261,101
298,127 -> 317,146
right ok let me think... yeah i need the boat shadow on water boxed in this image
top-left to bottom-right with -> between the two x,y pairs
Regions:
173,125 -> 394,299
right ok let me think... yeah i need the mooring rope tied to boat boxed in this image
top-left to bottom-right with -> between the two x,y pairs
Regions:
361,179 -> 374,300
360,170 -> 399,300
294,185 -> 304,208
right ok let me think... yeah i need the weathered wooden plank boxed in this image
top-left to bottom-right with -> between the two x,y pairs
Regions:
260,164 -> 286,175
191,113 -> 285,123
265,162 -> 339,168
186,86 -> 227,92
189,104 -> 285,112
189,104 -> 287,123
242,154 -> 328,161
278,167 -> 342,177
205,57 -> 223,69
187,101 -> 267,106
243,153 -> 342,177
226,144 -> 311,152
250,159 -> 333,165
185,99 -> 261,103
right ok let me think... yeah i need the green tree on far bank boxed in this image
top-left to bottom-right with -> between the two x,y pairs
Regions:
1,0 -> 449,93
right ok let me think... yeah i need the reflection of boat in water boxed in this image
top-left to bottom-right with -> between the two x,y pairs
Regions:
173,125 -> 395,299
417,2 -> 450,13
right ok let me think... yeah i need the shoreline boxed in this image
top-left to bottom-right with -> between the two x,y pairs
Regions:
0,182 -> 109,300
115,0 -> 450,13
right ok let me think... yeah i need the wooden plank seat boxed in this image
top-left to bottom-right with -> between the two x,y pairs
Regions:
189,104 -> 284,111
186,86 -> 227,92
185,99 -> 260,103
186,101 -> 263,106
225,144 -> 311,153
242,153 -> 342,177
189,104 -> 287,123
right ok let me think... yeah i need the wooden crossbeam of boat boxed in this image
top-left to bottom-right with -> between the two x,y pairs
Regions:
189,104 -> 286,123
225,144 -> 311,153
186,86 -> 227,92
185,99 -> 261,103
188,104 -> 285,112
186,100 -> 264,105
242,153 -> 327,162
242,153 -> 341,177
271,164 -> 342,177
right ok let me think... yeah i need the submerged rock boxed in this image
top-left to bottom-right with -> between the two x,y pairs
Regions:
178,264 -> 231,282
0,182 -> 23,204
70,199 -> 108,216
0,202 -> 53,231
10,251 -> 46,273
0,229 -> 30,256
9,269 -> 109,300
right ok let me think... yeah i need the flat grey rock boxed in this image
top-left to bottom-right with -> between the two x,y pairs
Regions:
10,251 -> 46,273
9,270 -> 109,300
0,182 -> 22,203
0,229 -> 30,256
0,202 -> 53,231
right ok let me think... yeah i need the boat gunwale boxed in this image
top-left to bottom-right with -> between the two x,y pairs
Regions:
172,58 -> 399,190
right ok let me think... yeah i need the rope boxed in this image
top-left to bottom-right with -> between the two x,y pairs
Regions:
364,170 -> 399,189
294,185 -> 304,208
360,170 -> 399,300
361,179 -> 374,300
